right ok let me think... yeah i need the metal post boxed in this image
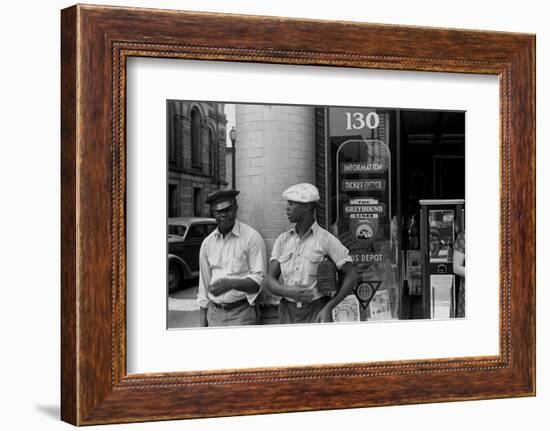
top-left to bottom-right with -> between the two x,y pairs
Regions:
232,145 -> 236,190
230,126 -> 236,190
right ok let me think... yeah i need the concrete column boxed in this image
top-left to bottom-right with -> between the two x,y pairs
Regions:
235,104 -> 315,255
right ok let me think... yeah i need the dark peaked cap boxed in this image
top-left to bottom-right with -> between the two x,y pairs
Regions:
205,189 -> 240,211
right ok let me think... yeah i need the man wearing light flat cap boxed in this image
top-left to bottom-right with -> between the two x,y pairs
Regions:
197,189 -> 266,327
266,183 -> 358,324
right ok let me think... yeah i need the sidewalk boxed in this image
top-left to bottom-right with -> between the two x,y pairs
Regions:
168,284 -> 200,328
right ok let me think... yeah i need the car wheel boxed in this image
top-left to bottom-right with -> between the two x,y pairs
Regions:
168,261 -> 183,293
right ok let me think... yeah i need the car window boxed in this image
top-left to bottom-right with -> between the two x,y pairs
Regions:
187,224 -> 205,239
206,224 -> 216,235
168,224 -> 187,237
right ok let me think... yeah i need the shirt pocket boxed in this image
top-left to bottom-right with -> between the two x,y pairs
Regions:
278,251 -> 293,277
207,251 -> 222,269
229,250 -> 248,275
304,250 -> 324,276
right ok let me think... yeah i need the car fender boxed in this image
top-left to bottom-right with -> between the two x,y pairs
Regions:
168,254 -> 192,279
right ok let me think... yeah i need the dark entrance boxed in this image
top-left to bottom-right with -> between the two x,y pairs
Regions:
399,110 -> 465,211
399,110 -> 465,319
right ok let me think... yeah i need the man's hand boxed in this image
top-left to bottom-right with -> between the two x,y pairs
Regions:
209,278 -> 233,297
315,305 -> 334,323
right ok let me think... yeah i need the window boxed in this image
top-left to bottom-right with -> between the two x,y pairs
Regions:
168,224 -> 187,237
191,108 -> 201,168
193,187 -> 202,216
208,129 -> 217,177
168,184 -> 178,217
187,224 -> 205,240
206,224 -> 216,235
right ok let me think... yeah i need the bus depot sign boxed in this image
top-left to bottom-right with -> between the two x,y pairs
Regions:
329,107 -> 393,321
335,138 -> 391,264
333,137 -> 392,321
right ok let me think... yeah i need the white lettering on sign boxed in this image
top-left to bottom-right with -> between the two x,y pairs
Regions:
341,162 -> 385,173
350,214 -> 378,219
344,205 -> 385,214
345,112 -> 380,130
350,198 -> 377,205
350,253 -> 384,263
341,179 -> 385,191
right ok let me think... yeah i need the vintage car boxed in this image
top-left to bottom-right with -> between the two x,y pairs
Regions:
168,217 -> 217,292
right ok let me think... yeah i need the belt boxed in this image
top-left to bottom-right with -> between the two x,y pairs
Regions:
281,296 -> 327,308
211,298 -> 249,311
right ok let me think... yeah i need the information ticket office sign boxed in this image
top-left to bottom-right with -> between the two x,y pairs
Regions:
329,107 -> 396,321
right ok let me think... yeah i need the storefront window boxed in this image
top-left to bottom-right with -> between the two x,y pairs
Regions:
327,107 -> 399,321
324,107 -> 465,322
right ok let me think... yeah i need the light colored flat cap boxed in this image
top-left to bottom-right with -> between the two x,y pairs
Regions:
282,183 -> 320,203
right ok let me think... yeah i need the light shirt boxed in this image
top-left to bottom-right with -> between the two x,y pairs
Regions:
270,221 -> 352,302
197,219 -> 266,308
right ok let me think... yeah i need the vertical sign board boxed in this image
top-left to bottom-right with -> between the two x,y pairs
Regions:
329,107 -> 395,321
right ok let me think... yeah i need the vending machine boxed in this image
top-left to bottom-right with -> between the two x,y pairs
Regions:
419,199 -> 465,319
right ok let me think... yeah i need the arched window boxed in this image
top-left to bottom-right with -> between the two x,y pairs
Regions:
191,108 -> 201,168
208,129 -> 216,178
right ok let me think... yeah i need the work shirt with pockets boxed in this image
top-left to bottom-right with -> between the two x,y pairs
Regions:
270,221 -> 352,302
197,219 -> 266,309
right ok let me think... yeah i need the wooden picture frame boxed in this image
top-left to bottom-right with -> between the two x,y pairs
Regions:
61,4 -> 535,425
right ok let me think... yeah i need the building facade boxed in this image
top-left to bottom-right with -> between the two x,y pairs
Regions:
232,104 -> 465,321
167,101 -> 228,217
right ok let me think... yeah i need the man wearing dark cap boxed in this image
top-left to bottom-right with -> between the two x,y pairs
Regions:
266,183 -> 357,324
197,189 -> 266,327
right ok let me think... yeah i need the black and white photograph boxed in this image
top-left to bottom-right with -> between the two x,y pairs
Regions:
167,101 -> 466,328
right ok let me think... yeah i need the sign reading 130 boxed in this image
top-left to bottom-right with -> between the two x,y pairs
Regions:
345,112 -> 380,130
